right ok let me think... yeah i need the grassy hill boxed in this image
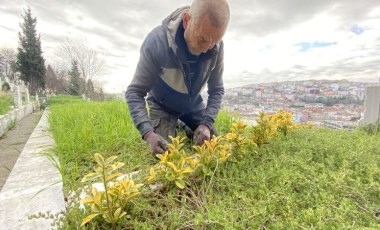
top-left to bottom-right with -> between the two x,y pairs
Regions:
48,96 -> 380,229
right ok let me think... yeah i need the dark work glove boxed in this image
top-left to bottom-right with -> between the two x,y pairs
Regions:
144,131 -> 169,154
193,124 -> 211,146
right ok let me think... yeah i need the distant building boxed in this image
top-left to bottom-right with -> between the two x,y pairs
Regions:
241,88 -> 253,96
284,94 -> 295,101
305,103 -> 325,109
309,88 -> 320,94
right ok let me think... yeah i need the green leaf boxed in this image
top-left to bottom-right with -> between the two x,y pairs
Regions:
165,172 -> 175,181
175,179 -> 186,189
80,213 -> 100,227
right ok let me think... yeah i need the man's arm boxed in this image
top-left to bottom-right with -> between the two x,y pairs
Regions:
202,42 -> 225,130
126,33 -> 161,137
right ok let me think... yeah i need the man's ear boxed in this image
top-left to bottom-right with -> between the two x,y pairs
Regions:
183,12 -> 190,29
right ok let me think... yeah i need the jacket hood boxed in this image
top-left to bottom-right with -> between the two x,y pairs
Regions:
162,6 -> 189,53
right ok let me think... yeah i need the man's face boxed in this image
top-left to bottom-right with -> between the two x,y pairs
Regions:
183,13 -> 225,55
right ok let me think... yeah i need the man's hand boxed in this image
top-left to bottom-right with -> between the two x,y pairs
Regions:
144,131 -> 169,154
193,124 -> 211,146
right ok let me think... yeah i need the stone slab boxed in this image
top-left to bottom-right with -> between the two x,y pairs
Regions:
359,86 -> 380,125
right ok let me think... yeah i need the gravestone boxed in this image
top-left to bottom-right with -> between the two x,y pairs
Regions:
25,88 -> 30,104
13,86 -> 22,108
358,86 -> 380,126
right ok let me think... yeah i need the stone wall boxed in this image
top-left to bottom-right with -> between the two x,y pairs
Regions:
0,101 -> 39,138
358,86 -> 380,126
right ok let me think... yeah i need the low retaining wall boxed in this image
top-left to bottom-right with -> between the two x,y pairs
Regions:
0,102 -> 39,138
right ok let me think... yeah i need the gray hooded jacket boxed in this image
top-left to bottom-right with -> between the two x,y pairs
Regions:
126,6 -> 225,137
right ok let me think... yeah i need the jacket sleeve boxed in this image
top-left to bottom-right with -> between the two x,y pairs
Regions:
125,33 -> 161,137
202,42 -> 225,129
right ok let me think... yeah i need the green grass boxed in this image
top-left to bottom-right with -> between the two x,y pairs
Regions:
48,96 -> 380,229
121,129 -> 379,229
0,93 -> 13,115
48,96 -> 148,192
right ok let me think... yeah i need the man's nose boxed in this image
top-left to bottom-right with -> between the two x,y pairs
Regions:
201,43 -> 214,53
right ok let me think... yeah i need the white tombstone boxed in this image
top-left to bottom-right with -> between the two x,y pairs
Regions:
25,88 -> 30,104
81,94 -> 86,100
35,93 -> 39,102
13,86 -> 22,108
358,86 -> 380,126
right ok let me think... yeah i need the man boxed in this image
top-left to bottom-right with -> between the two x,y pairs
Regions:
126,0 -> 230,155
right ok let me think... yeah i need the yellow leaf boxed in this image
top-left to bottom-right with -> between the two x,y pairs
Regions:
105,156 -> 118,164
81,172 -> 100,182
94,191 -> 103,206
166,161 -> 178,171
80,213 -> 100,227
94,153 -> 105,166
106,172 -> 122,181
80,197 -> 94,204
113,207 -> 122,219
110,162 -> 125,171
181,167 -> 193,174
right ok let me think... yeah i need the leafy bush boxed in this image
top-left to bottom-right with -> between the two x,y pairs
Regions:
359,122 -> 380,135
1,82 -> 11,91
80,153 -> 142,229
0,93 -> 13,115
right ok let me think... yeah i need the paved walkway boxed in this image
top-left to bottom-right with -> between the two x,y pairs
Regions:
0,110 -> 65,229
0,111 -> 42,191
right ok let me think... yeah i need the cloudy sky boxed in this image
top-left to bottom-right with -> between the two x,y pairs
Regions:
1,0 -> 380,93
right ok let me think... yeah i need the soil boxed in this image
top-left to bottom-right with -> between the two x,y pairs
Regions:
0,111 -> 42,191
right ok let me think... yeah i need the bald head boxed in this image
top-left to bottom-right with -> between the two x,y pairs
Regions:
189,0 -> 230,30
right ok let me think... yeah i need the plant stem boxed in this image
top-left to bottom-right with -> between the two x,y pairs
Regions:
102,163 -> 112,223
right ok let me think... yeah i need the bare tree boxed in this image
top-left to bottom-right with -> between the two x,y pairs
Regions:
0,46 -> 17,81
0,54 -> 4,79
45,64 -> 70,94
56,37 -> 108,83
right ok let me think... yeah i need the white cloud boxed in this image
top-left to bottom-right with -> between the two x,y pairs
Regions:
1,0 -> 380,93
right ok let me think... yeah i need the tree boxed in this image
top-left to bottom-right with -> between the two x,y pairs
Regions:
45,65 -> 57,91
86,79 -> 95,99
68,60 -> 83,95
0,47 -> 18,81
56,37 -> 107,88
45,65 -> 68,94
0,54 -> 4,79
99,87 -> 105,101
16,7 -> 46,93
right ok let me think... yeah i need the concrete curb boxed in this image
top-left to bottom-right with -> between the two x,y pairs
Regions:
0,110 -> 65,230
